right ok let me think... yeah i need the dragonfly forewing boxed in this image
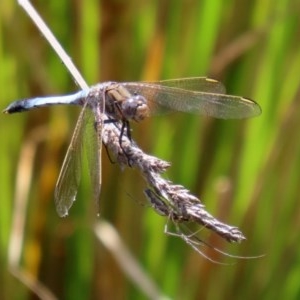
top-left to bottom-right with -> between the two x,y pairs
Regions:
123,82 -> 261,119
156,77 -> 226,94
84,100 -> 103,215
55,102 -> 95,217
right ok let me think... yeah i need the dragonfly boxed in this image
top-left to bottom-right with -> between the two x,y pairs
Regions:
3,77 -> 261,217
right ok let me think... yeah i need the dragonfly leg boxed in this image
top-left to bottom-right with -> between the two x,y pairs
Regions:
119,120 -> 133,167
103,118 -> 133,167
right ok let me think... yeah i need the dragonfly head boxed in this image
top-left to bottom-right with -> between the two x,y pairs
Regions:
121,95 -> 149,122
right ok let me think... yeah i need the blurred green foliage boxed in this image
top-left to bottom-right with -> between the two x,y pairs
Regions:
1,0 -> 300,299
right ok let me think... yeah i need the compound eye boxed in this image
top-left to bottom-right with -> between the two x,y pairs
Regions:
133,95 -> 149,121
135,104 -> 149,121
121,95 -> 149,121
121,98 -> 139,120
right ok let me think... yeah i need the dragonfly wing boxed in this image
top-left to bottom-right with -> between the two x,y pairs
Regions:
55,103 -> 90,217
156,77 -> 226,94
123,83 -> 261,119
84,103 -> 103,216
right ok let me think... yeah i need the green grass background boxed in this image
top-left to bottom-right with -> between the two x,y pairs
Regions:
1,0 -> 300,299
